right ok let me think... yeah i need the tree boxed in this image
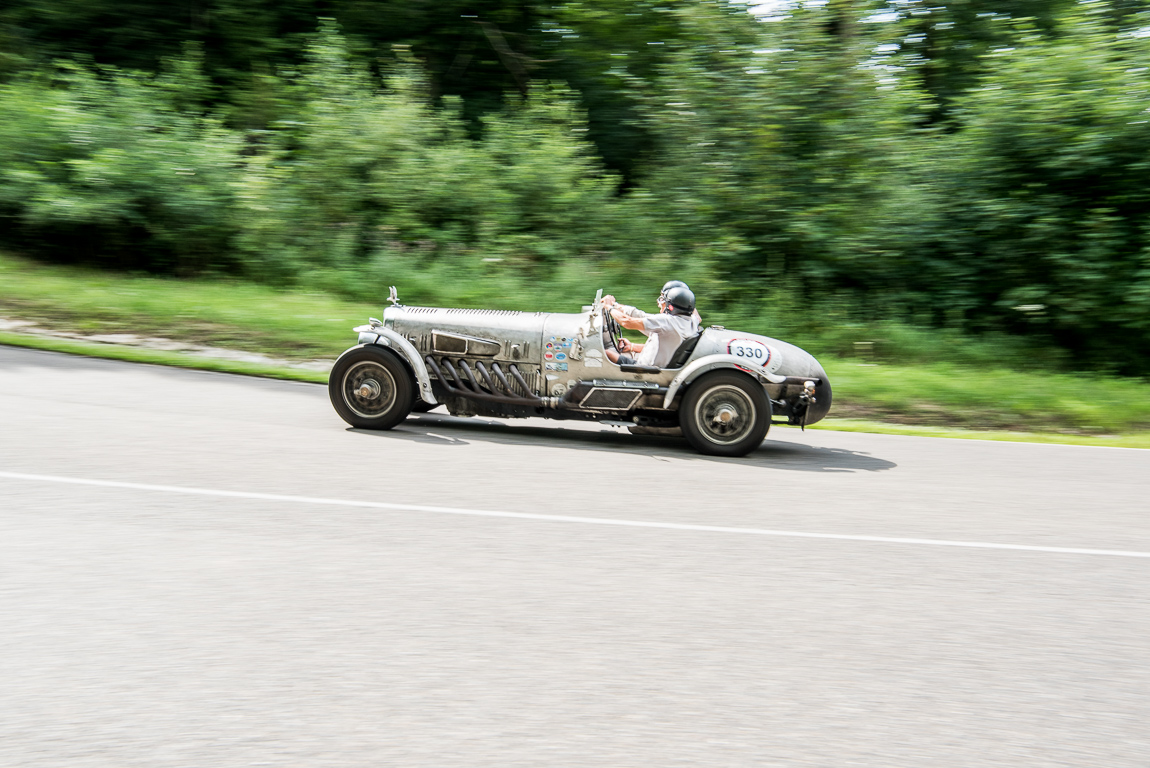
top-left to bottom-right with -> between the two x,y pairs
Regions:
932,3 -> 1150,368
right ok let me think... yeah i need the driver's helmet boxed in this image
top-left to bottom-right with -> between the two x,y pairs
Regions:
659,280 -> 688,305
663,285 -> 696,316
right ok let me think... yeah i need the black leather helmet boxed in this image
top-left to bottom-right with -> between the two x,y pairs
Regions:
660,280 -> 688,306
663,285 -> 695,316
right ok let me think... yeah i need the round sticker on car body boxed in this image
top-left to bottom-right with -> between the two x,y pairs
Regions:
727,339 -> 772,366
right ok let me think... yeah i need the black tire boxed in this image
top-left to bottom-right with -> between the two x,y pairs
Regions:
328,346 -> 415,430
679,371 -> 771,457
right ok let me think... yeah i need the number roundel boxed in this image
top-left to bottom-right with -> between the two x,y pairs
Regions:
727,339 -> 771,365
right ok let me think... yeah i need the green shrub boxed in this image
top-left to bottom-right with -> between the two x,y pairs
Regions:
0,48 -> 240,274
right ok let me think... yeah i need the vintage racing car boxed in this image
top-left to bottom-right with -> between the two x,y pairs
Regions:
328,288 -> 831,456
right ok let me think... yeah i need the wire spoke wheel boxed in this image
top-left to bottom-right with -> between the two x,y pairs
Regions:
342,361 -> 398,418
695,385 -> 756,445
679,371 -> 770,456
328,346 -> 414,430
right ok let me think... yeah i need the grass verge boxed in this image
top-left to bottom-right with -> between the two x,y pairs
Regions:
0,253 -> 378,359
822,359 -> 1150,434
802,419 -> 1150,450
0,331 -> 328,384
2,251 -> 1148,445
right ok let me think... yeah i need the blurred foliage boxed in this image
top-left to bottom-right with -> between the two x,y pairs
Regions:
0,46 -> 239,274
1,2 -> 1150,373
934,5 -> 1150,367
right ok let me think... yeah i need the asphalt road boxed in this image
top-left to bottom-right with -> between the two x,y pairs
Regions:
1,345 -> 1148,767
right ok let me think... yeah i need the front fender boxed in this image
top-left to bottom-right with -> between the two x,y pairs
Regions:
663,353 -> 785,409
351,327 -> 436,405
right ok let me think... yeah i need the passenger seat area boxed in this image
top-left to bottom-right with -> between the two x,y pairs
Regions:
665,330 -> 705,369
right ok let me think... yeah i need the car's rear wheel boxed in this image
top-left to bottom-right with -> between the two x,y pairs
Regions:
329,346 -> 414,430
679,371 -> 770,456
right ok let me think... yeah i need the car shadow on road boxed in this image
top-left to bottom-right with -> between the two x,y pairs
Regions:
350,413 -> 896,473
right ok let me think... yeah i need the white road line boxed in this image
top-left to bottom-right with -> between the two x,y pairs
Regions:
2,470 -> 1148,559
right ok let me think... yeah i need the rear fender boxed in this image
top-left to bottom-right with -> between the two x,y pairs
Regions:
663,353 -> 785,410
351,327 -> 436,404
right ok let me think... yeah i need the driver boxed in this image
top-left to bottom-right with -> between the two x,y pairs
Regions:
602,284 -> 699,367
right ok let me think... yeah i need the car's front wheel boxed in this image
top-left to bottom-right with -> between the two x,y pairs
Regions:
329,346 -> 414,430
679,371 -> 770,456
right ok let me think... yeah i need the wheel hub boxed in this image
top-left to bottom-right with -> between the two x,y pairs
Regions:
342,361 -> 398,419
357,379 -> 382,399
713,406 -> 737,425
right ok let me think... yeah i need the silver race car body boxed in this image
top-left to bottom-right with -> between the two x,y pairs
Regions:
329,288 -> 831,456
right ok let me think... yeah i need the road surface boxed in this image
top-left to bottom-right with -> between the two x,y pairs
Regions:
1,345 -> 1147,767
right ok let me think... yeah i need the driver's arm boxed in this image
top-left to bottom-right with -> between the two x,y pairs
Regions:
610,306 -> 646,331
617,338 -> 644,353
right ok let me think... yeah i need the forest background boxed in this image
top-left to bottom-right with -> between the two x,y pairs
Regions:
2,0 -> 1149,380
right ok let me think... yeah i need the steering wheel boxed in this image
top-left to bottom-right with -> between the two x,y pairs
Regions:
602,306 -> 625,354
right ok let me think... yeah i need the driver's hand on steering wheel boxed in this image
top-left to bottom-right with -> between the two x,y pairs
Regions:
601,295 -> 616,308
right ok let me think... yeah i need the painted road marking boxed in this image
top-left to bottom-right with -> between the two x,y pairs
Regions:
2,470 -> 1148,559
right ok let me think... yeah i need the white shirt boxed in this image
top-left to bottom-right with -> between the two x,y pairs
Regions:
620,306 -> 700,368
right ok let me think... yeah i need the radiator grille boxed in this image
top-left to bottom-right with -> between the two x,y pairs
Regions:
443,308 -> 546,317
